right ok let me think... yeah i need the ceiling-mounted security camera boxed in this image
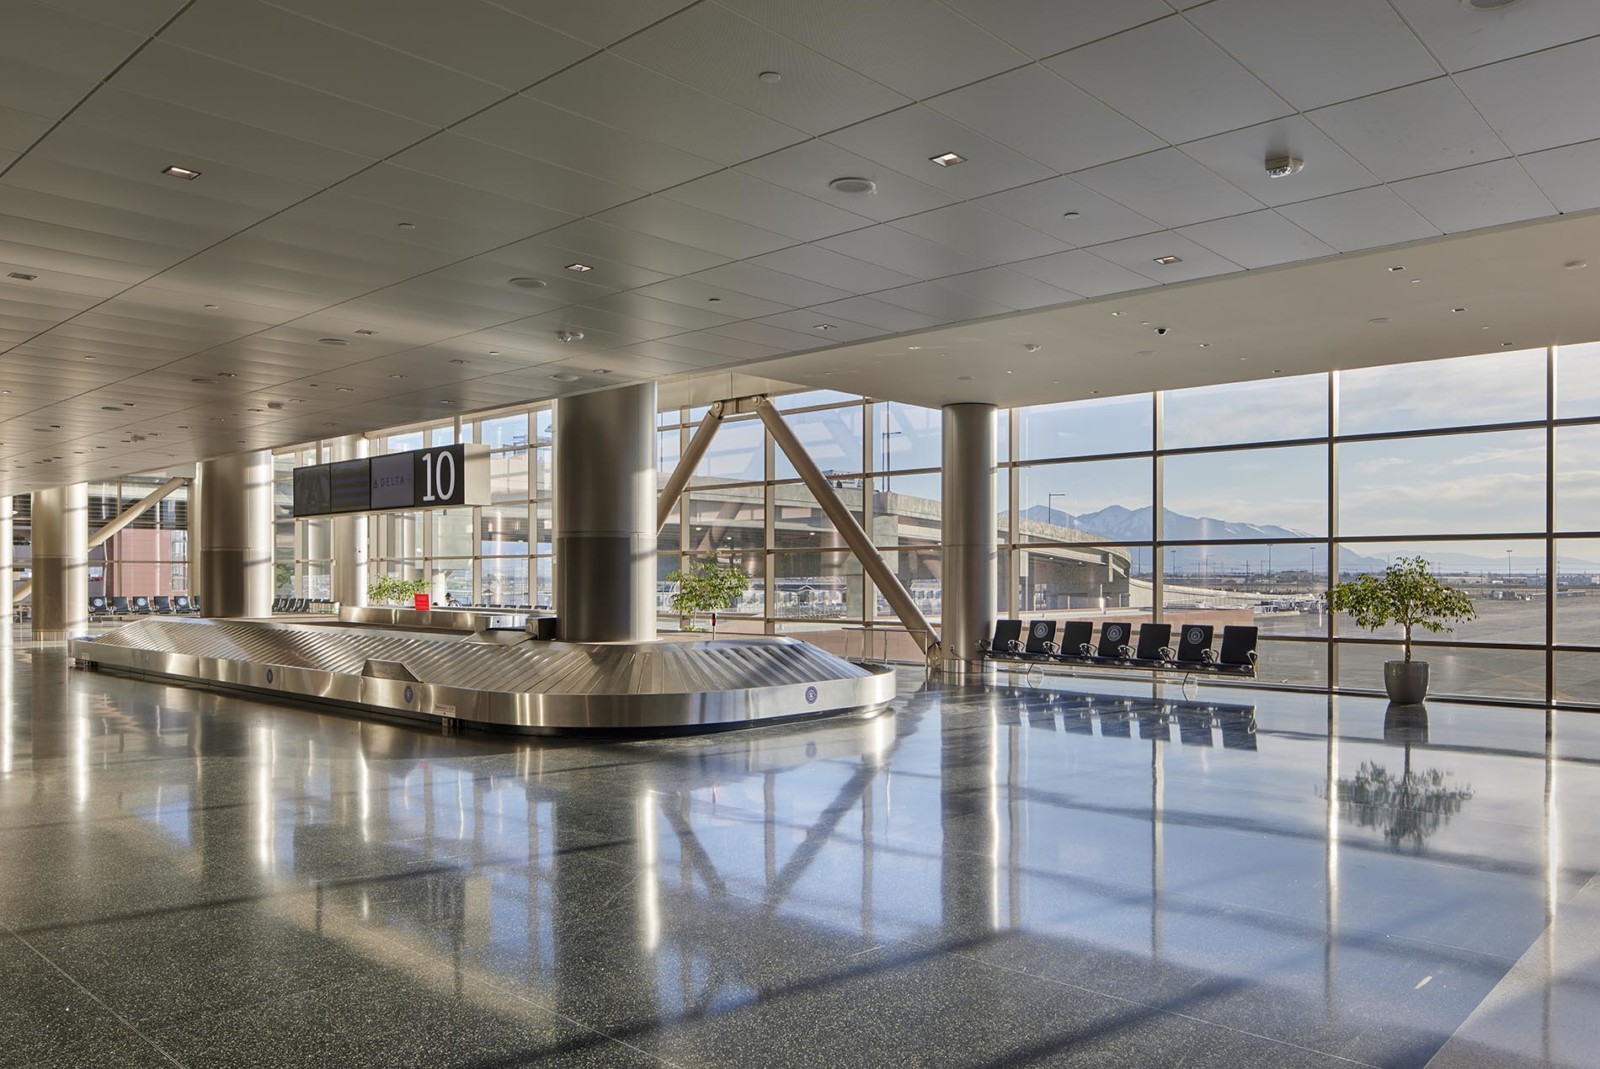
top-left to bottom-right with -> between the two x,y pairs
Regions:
1153,326 -> 1169,336
556,329 -> 584,343
1265,155 -> 1304,179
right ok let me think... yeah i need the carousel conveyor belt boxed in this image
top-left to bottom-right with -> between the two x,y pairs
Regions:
69,617 -> 897,734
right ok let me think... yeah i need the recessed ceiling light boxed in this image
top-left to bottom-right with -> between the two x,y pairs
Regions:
828,176 -> 877,194
1062,211 -> 1081,219
1502,341 -> 1515,347
397,222 -> 416,230
1198,343 -> 1210,348
508,276 -> 547,289
564,262 -> 593,273
440,400 -> 455,406
1110,311 -> 1125,317
190,377 -> 215,384
1464,0 -> 1523,9
1272,369 -> 1282,374
450,358 -> 469,365
6,272 -> 36,281
1369,317 -> 1391,324
1137,350 -> 1156,357
814,323 -> 836,331
161,164 -> 201,180
1452,307 -> 1467,313
1024,343 -> 1041,353
1388,265 -> 1406,272
82,356 -> 94,361
355,328 -> 377,336
101,406 -> 121,411
217,372 -> 236,378
1566,260 -> 1588,270
1153,255 -> 1183,265
907,345 -> 922,351
203,303 -> 219,309
707,297 -> 721,303
929,151 -> 966,167
1264,155 -> 1304,179
957,375 -> 973,381
335,386 -> 354,392
1409,278 -> 1422,284
758,70 -> 782,83
556,329 -> 583,343
318,337 -> 348,346
551,372 -> 582,382
488,350 -> 500,356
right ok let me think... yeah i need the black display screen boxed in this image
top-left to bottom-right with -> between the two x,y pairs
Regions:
292,465 -> 331,517
328,458 -> 370,513
292,445 -> 481,517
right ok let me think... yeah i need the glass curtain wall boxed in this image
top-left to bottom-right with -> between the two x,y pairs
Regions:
88,475 -> 190,599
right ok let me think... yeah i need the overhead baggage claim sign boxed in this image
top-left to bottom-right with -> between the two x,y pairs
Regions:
292,444 -> 490,517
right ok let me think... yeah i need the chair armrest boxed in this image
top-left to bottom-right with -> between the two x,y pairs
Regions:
1160,646 -> 1176,660
1045,640 -> 1060,655
1118,644 -> 1135,659
1246,650 -> 1259,666
1007,639 -> 1023,653
1201,649 -> 1218,664
1079,642 -> 1093,657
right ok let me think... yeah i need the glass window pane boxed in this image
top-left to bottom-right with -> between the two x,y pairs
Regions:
686,490 -> 764,559
479,413 -> 528,449
1555,650 -> 1600,706
1338,429 -> 1545,535
386,430 -> 425,453
479,505 -> 528,556
1339,349 -> 1546,435
777,389 -> 859,410
430,426 -> 455,446
1016,457 -> 1153,542
1162,373 -> 1327,449
1337,641 -> 1545,702
1555,538 -> 1600,646
773,481 -> 863,549
774,550 -> 863,621
1257,639 -> 1328,687
1164,443 -> 1328,536
1555,424 -> 1600,532
695,416 -> 763,485
534,557 -> 553,609
658,428 -> 680,480
480,558 -> 529,606
874,471 -> 941,548
1019,543 -> 1151,612
659,502 -> 682,558
1163,542 -> 1327,638
1556,341 -> 1600,419
1017,394 -> 1151,460
876,545 -> 941,624
1333,540 -> 1545,644
429,558 -> 474,605
488,449 -> 528,503
775,405 -> 863,480
872,402 -> 940,472
431,508 -> 474,558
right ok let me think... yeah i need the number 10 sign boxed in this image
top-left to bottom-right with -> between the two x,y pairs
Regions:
293,444 -> 490,517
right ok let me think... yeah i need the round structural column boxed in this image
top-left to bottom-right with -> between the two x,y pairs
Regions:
31,483 -> 88,641
941,404 -> 997,675
328,436 -> 369,608
196,450 -> 273,619
0,495 -> 14,637
555,382 -> 657,643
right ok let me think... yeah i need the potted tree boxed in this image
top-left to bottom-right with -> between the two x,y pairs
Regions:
369,575 -> 428,607
1326,555 -> 1475,703
665,558 -> 750,638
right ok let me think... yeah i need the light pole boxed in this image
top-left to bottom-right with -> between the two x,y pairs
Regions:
1047,491 -> 1068,527
1506,548 -> 1513,579
880,429 -> 902,493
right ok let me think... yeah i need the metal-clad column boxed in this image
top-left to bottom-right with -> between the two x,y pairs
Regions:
942,404 -> 996,675
329,436 -> 369,607
31,483 -> 88,640
0,495 -> 13,635
196,450 -> 273,618
555,382 -> 657,643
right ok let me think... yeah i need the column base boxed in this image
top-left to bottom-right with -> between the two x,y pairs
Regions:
940,657 -> 996,680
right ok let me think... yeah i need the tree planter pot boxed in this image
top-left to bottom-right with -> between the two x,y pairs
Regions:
1384,660 -> 1430,704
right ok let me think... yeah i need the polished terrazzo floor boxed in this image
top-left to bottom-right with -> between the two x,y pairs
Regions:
1,646 -> 1597,1068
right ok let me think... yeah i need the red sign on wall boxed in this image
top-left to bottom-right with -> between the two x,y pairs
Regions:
414,593 -> 430,612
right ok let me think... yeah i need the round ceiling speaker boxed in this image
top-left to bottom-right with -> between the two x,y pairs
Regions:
508,276 -> 547,289
828,176 -> 877,195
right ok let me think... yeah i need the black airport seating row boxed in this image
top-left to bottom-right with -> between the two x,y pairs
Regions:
271,597 -> 337,614
89,595 -> 200,617
980,620 -> 1259,677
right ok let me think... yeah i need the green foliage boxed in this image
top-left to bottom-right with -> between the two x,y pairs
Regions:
666,559 -> 750,634
369,575 -> 429,605
1326,556 -> 1475,662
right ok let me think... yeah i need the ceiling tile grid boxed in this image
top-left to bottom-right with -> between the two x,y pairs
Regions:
1,0 -> 1599,488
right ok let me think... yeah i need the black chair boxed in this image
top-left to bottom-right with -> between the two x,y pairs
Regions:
1020,619 -> 1057,660
1136,707 -> 1172,741
151,596 -> 173,614
174,596 -> 194,613
1129,623 -> 1173,665
271,597 -> 286,613
192,595 -> 202,613
1177,710 -> 1215,746
1219,709 -> 1259,751
1210,626 -> 1260,674
130,596 -> 152,615
1053,621 -> 1094,660
980,620 -> 1023,658
291,598 -> 309,613
1092,621 -> 1134,661
1174,624 -> 1215,666
110,596 -> 130,615
88,596 -> 109,618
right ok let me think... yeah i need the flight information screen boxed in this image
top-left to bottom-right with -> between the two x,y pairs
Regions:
291,445 -> 487,517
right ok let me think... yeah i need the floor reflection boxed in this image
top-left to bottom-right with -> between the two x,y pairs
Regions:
0,651 -> 1596,1067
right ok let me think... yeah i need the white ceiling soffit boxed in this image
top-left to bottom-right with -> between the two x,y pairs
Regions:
0,0 -> 1598,490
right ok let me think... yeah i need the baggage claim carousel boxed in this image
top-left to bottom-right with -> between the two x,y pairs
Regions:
69,609 -> 897,735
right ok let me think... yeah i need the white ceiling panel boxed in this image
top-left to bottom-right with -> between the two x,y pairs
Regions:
0,185 -> 226,250
594,197 -> 795,260
1277,186 -> 1440,253
1006,249 -> 1155,298
704,318 -> 826,352
110,42 -> 435,158
0,214 -> 192,269
1308,78 -> 1510,182
925,65 -> 1162,175
818,225 -> 990,280
1072,149 -> 1263,228
890,203 -> 1067,266
972,177 -> 1161,248
485,0 -> 696,48
160,0 -> 505,126
1177,210 -> 1337,270
330,163 -> 575,236
1049,16 -> 1290,144
1188,0 -> 1440,111
1086,232 -> 1243,285
941,0 -> 1170,59
1519,140 -> 1600,214
748,245 -> 919,295
0,2 -> 145,80
686,262 -> 852,309
612,2 -> 908,134
420,255 -> 615,308
481,236 -> 671,292
1180,116 -> 1379,208
612,339 -> 733,370
387,133 -> 646,216
666,330 -> 785,361
1390,0 -> 1600,72
721,0 -> 1024,99
871,281 -> 1013,324
514,305 -> 683,343
825,105 -> 1054,199
584,291 -> 738,332
263,0 -> 593,91
661,171 -> 875,243
273,193 -> 509,258
928,267 -> 1077,311
0,57 -> 97,126
762,305 -> 897,338
1457,37 -> 1600,156
0,107 -> 51,153
450,96 -> 719,193
1391,159 -> 1557,235
2,157 -> 282,238
630,277 -> 794,321
529,52 -> 805,166
737,140 -> 957,224
535,219 -> 729,277
37,0 -> 189,35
